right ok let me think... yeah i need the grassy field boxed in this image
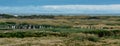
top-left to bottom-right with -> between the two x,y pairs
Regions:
0,18 -> 120,26
0,16 -> 120,46
0,28 -> 119,46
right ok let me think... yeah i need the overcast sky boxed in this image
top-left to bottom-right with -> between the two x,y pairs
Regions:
0,0 -> 120,14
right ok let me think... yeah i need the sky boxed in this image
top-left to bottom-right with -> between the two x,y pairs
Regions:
0,0 -> 120,14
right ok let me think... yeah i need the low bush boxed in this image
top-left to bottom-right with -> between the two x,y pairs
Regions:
0,31 -> 69,38
68,33 -> 99,42
82,30 -> 120,37
64,33 -> 99,46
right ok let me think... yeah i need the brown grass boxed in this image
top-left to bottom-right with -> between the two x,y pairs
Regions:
0,18 -> 120,26
0,33 -> 120,46
0,37 -> 65,46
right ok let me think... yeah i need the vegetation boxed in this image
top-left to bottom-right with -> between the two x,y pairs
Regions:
0,29 -> 120,46
0,31 -> 68,38
0,14 -> 120,26
0,14 -> 120,46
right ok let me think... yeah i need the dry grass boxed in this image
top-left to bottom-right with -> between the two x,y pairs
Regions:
0,16 -> 120,46
0,18 -> 120,26
0,37 -> 65,46
0,33 -> 120,46
64,33 -> 120,46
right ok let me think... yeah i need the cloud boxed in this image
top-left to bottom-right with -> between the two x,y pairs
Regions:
0,4 -> 120,14
43,5 -> 120,11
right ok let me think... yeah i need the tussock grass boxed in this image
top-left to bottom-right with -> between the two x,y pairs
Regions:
0,31 -> 68,38
0,29 -> 119,46
82,30 -> 120,37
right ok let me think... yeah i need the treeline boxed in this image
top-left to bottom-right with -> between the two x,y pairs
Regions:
18,15 -> 55,19
0,14 -> 120,20
0,14 -> 54,19
0,14 -> 16,18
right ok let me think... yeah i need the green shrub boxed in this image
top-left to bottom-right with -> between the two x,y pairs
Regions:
64,33 -> 99,46
0,31 -> 69,38
83,30 -> 120,37
68,33 -> 99,42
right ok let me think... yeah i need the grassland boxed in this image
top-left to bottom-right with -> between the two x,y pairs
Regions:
0,15 -> 120,26
0,28 -> 119,46
0,15 -> 120,46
